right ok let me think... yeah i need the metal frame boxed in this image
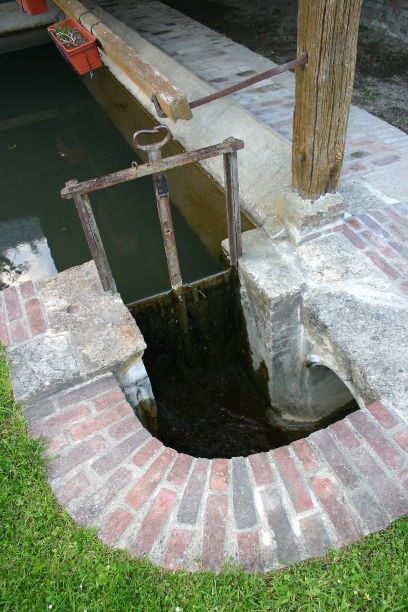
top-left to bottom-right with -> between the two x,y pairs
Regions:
61,128 -> 244,294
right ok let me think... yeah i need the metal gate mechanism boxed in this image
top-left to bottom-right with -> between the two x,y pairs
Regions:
61,126 -> 244,295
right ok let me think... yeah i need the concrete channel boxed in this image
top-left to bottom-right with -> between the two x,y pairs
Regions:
1,0 -> 407,572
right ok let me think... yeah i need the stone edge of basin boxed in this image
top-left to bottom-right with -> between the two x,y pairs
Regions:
23,372 -> 408,573
0,261 -> 150,409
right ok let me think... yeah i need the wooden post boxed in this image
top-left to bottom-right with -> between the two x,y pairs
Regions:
292,0 -> 363,200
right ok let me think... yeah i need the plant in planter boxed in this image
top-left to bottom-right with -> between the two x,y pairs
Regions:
16,0 -> 47,15
47,18 -> 102,76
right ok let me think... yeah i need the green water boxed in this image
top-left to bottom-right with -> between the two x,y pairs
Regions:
0,44 -> 221,303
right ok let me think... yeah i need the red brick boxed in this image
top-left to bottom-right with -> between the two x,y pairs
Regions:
57,375 -> 117,408
272,447 -> 313,512
351,449 -> 407,519
348,411 -> 404,471
202,494 -> 228,571
367,400 -> 399,429
365,250 -> 399,279
248,453 -> 274,486
93,388 -> 125,411
48,435 -> 106,479
131,437 -> 163,467
53,471 -> 90,505
92,429 -> 150,475
209,458 -> 229,491
346,217 -> 363,231
371,155 -> 401,166
127,448 -> 176,509
177,459 -> 209,525
72,467 -> 131,526
164,529 -> 193,570
351,490 -> 388,532
393,429 -> 408,452
398,468 -> 408,491
131,488 -> 176,556
343,225 -> 366,249
369,209 -> 388,223
9,319 -> 29,344
310,429 -> 358,489
386,206 -> 408,228
237,532 -> 260,572
348,138 -> 375,147
45,434 -> 68,456
261,487 -> 300,563
3,286 -> 21,321
291,438 -> 320,471
328,419 -> 361,450
300,514 -> 331,557
108,414 -> 142,440
24,297 -> 47,336
71,402 -> 132,440
41,404 -> 90,431
19,280 -> 35,300
312,477 -> 361,545
0,309 -> 9,346
167,453 -> 193,486
99,508 -> 133,546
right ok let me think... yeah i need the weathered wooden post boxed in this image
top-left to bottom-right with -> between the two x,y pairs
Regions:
278,0 -> 363,243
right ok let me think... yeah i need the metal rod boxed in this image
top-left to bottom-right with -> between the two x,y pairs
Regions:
152,172 -> 183,290
68,180 -> 117,293
189,54 -> 308,110
223,149 -> 242,266
61,138 -> 244,199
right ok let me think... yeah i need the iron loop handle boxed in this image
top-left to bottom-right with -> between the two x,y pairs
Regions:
132,125 -> 172,152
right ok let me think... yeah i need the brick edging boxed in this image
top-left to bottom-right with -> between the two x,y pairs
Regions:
24,376 -> 408,572
0,281 -> 48,348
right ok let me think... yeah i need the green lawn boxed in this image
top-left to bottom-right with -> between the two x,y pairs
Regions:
0,351 -> 407,611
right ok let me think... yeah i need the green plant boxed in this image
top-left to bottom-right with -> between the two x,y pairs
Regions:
49,23 -> 87,49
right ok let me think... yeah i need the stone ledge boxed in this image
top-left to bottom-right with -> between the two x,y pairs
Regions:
2,261 -> 148,407
25,375 -> 408,572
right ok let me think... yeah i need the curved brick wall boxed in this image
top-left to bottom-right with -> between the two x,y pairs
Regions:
24,373 -> 408,572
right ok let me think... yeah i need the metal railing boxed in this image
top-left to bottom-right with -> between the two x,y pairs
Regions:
61,125 -> 244,295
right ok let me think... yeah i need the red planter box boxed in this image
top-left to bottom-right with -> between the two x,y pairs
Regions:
47,18 -> 102,76
16,0 -> 47,15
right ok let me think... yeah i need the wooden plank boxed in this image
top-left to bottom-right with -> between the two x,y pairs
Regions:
292,0 -> 363,199
51,0 -> 192,121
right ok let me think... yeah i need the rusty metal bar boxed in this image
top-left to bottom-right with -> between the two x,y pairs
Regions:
223,147 -> 242,267
68,180 -> 117,293
189,55 -> 307,110
60,138 -> 244,199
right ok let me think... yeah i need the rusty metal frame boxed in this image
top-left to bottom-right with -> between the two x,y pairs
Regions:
61,134 -> 244,294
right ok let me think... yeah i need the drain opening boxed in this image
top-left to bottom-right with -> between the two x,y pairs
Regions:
129,269 -> 359,459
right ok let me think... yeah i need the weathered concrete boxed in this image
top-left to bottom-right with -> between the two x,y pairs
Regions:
276,190 -> 345,244
230,228 -> 408,426
3,262 -> 154,410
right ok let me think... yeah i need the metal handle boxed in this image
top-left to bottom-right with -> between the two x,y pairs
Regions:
132,125 -> 172,152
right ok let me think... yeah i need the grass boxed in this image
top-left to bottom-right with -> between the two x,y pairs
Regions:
0,352 -> 407,611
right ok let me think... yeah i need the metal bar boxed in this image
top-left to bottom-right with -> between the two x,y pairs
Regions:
68,180 -> 117,293
223,153 -> 238,267
226,150 -> 242,258
152,172 -> 183,290
189,54 -> 308,110
61,138 -> 244,199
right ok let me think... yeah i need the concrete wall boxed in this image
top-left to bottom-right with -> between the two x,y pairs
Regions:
361,0 -> 408,39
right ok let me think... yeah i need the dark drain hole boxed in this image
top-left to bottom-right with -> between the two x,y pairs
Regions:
129,269 -> 358,459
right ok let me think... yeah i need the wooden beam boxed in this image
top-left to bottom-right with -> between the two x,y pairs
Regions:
51,0 -> 192,121
292,0 -> 363,200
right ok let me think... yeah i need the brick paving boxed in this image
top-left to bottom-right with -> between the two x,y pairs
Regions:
22,373 -> 408,572
0,280 -> 48,348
